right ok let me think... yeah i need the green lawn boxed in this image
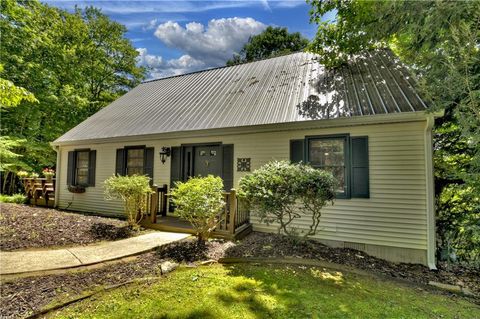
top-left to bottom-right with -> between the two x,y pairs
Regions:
52,264 -> 479,319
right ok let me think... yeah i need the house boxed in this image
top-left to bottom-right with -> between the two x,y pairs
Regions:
52,50 -> 442,268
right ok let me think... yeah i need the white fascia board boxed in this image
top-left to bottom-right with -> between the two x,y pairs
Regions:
51,110 -> 444,147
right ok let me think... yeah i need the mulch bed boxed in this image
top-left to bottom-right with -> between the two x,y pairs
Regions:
0,203 -> 147,251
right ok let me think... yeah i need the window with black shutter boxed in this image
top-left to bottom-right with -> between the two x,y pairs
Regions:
67,149 -> 96,187
115,146 -> 154,183
290,135 -> 369,199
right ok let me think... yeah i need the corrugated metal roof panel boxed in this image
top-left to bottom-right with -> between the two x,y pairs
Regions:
55,49 -> 428,143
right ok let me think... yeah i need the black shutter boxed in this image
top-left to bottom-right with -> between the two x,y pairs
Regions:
351,136 -> 369,198
88,150 -> 96,187
67,151 -> 75,185
222,144 -> 234,191
290,139 -> 304,163
144,147 -> 154,185
115,148 -> 125,176
170,146 -> 181,188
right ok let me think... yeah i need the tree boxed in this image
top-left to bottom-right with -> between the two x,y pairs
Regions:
0,69 -> 37,108
0,0 -> 145,186
307,0 -> 480,263
0,64 -> 38,193
238,161 -> 336,238
226,26 -> 309,66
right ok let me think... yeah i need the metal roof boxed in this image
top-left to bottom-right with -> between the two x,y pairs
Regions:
55,49 -> 427,143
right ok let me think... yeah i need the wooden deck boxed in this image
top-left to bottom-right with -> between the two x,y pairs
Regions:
22,178 -> 55,207
142,186 -> 252,240
141,215 -> 252,240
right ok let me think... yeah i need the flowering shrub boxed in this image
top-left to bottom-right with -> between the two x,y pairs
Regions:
16,171 -> 29,178
42,168 -> 55,178
30,172 -> 39,179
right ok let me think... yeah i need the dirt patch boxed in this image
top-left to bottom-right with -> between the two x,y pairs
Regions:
223,232 -> 480,299
0,203 -> 147,251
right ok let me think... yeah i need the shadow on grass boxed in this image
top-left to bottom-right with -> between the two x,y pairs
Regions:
216,281 -> 275,318
215,263 -> 353,319
153,309 -> 216,319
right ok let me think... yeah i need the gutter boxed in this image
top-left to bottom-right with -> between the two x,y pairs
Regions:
424,115 -> 437,270
52,111 -> 444,147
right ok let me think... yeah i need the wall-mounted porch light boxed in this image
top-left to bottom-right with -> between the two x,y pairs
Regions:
159,147 -> 171,164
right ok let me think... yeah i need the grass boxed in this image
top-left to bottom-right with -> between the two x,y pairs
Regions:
0,194 -> 27,204
51,264 -> 479,319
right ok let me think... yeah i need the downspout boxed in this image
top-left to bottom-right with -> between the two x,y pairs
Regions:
424,115 -> 437,270
53,145 -> 61,208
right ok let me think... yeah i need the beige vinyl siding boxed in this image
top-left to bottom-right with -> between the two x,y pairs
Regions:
58,120 -> 427,251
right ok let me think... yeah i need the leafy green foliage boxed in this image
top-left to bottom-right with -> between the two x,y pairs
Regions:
435,114 -> 480,265
170,176 -> 225,242
307,0 -> 480,264
0,65 -> 38,108
104,175 -> 153,229
0,137 -> 30,173
239,161 -> 336,238
226,26 -> 309,66
0,0 -> 145,187
437,184 -> 480,266
0,194 -> 27,204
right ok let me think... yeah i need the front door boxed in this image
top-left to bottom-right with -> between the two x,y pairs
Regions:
193,145 -> 222,177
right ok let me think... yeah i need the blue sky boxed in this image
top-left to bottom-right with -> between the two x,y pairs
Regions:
46,1 -> 333,79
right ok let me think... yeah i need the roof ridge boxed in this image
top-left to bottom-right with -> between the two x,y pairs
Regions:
141,51 -> 308,84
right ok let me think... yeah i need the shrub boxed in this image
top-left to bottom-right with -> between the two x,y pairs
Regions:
238,161 -> 336,238
16,171 -> 29,179
0,193 -> 27,204
437,183 -> 480,266
170,175 -> 225,243
104,175 -> 153,229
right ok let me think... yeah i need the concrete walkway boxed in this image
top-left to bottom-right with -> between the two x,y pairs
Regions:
0,231 -> 190,275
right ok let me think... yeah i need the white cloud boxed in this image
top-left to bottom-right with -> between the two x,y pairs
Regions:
154,17 -> 266,67
272,0 -> 305,8
260,0 -> 271,11
136,48 -> 206,79
46,1 -> 268,15
143,19 -> 159,31
136,48 -> 164,69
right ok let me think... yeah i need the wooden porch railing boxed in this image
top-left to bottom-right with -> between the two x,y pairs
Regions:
146,185 -> 250,237
22,178 -> 56,207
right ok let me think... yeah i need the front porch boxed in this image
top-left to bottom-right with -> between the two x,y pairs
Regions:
141,185 -> 252,240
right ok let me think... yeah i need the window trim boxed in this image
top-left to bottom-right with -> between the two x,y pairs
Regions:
122,145 -> 147,176
72,148 -> 92,187
305,134 -> 351,199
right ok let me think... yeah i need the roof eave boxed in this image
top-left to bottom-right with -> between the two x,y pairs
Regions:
51,110 -> 442,147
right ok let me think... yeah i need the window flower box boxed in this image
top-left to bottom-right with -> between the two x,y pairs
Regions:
68,185 -> 86,193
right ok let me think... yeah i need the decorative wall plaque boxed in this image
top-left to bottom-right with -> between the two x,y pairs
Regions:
237,158 -> 251,172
